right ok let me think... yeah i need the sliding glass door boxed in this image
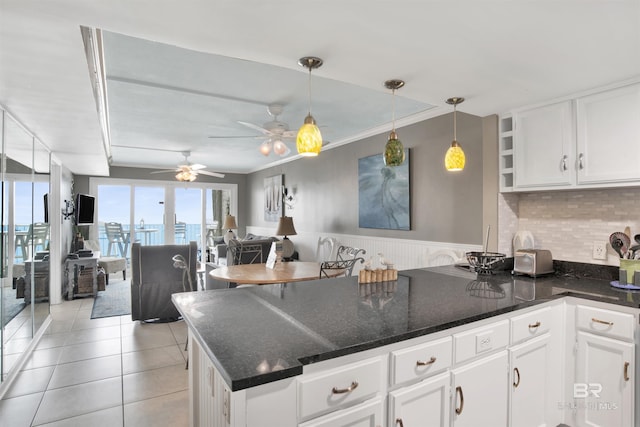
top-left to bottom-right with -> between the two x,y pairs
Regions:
91,178 -> 237,261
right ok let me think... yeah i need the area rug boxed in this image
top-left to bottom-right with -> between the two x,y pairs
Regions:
2,286 -> 26,325
91,279 -> 131,319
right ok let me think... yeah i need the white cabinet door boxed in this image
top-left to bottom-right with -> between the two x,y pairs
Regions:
514,101 -> 575,189
509,334 -> 552,427
576,83 -> 640,185
298,397 -> 384,427
575,331 -> 634,427
190,335 -> 227,427
389,372 -> 450,427
451,350 -> 508,427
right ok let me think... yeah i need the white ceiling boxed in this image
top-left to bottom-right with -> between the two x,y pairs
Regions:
1,1 -> 639,176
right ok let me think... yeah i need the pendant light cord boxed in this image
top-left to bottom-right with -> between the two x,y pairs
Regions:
391,88 -> 396,131
307,69 -> 312,115
453,104 -> 457,141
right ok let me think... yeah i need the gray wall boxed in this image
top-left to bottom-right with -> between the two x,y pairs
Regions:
482,115 -> 499,252
246,112 -> 485,245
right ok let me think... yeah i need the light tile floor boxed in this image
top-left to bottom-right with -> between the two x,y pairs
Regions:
0,296 -> 189,426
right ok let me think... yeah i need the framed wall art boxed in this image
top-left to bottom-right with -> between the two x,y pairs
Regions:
264,174 -> 283,222
358,149 -> 410,230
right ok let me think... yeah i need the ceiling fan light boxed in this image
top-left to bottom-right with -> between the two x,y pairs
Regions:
296,114 -> 322,157
259,140 -> 272,156
176,170 -> 196,182
445,140 -> 465,171
273,139 -> 288,156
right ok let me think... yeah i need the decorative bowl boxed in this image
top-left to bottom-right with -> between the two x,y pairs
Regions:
465,251 -> 506,274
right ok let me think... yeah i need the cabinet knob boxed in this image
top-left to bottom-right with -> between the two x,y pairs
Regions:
331,381 -> 359,394
416,356 -> 437,366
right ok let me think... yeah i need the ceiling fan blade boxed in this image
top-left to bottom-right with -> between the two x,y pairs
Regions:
197,170 -> 226,178
207,135 -> 263,139
150,169 -> 179,174
238,121 -> 272,136
191,164 -> 206,170
282,131 -> 297,138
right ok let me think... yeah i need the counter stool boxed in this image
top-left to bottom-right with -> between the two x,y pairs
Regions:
98,257 -> 127,285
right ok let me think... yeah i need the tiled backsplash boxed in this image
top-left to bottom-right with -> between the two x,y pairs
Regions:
498,188 -> 640,265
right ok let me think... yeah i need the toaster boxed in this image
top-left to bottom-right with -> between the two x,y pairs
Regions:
513,249 -> 554,277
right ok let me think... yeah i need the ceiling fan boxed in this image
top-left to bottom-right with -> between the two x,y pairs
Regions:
150,151 -> 225,181
208,104 -> 296,157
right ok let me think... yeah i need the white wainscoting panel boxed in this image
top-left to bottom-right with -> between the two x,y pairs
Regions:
246,226 -> 481,272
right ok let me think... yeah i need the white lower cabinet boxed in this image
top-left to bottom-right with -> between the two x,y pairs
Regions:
509,334 -> 552,427
574,331 -> 634,427
389,372 -> 450,427
298,397 -> 384,427
189,334 -> 229,427
451,350 -> 509,427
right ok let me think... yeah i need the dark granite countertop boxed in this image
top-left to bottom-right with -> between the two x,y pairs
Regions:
172,265 -> 640,391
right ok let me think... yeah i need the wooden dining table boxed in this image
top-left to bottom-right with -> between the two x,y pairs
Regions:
209,261 -> 344,285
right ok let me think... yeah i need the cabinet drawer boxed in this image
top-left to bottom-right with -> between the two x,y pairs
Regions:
390,336 -> 452,385
511,306 -> 552,345
298,357 -> 384,421
576,305 -> 635,341
453,320 -> 509,365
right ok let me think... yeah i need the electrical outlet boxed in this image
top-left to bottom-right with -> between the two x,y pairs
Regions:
593,242 -> 607,260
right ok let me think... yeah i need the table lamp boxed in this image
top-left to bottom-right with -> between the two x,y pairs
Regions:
276,216 -> 297,259
222,215 -> 238,244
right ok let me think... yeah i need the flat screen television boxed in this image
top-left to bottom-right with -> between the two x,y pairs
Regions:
74,193 -> 95,225
44,193 -> 49,223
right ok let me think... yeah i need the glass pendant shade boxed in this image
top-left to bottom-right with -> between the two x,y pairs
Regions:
296,114 -> 322,157
273,139 -> 289,156
384,130 -> 405,166
259,140 -> 272,156
445,141 -> 466,171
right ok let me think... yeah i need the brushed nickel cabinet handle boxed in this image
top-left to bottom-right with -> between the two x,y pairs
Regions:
561,155 -> 568,171
578,153 -> 584,170
513,367 -> 521,388
455,386 -> 464,415
528,321 -> 541,329
396,419 -> 404,427
591,317 -> 614,326
416,356 -> 437,366
332,381 -> 358,394
624,362 -> 630,381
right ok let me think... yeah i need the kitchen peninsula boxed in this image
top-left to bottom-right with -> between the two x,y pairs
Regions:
172,266 -> 640,427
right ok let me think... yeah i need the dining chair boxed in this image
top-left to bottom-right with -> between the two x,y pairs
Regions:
105,222 -> 130,258
228,240 -> 263,265
315,236 -> 338,263
320,246 -> 366,278
175,221 -> 187,243
25,222 -> 50,258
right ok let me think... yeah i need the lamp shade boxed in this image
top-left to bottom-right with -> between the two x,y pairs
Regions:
276,216 -> 297,237
222,215 -> 237,230
445,141 -> 466,171
296,114 -> 322,156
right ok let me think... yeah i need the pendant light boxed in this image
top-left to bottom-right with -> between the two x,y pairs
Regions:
296,56 -> 323,157
445,97 -> 466,171
383,79 -> 405,166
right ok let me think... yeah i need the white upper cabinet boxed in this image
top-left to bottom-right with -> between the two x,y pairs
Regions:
502,81 -> 640,192
514,101 -> 575,189
576,83 -> 640,185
